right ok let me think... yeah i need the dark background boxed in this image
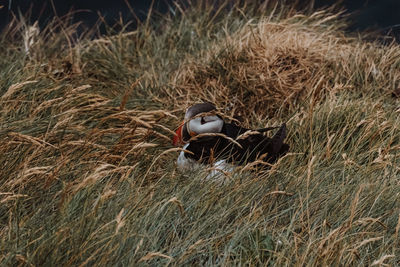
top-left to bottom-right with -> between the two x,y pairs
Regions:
0,0 -> 399,39
0,0 -> 176,33
314,0 -> 400,34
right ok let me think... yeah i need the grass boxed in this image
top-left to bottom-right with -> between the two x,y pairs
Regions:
1,1 -> 400,266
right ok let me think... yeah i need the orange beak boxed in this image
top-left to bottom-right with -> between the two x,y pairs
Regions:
172,122 -> 184,146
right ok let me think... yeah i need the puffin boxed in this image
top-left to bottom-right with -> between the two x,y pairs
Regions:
173,103 -> 289,171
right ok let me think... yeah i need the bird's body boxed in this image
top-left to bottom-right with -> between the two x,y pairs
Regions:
183,122 -> 289,167
173,103 -> 289,172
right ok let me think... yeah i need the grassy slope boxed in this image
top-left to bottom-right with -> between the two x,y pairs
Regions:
1,2 -> 400,266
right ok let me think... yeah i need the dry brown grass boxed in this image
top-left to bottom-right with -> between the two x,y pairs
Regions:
1,1 -> 400,266
169,12 -> 399,125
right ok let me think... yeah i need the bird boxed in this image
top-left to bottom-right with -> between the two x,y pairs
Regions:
173,103 -> 289,171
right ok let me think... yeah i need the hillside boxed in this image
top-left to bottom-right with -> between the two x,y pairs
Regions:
1,2 -> 399,266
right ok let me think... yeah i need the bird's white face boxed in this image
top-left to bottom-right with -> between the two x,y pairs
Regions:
172,103 -> 222,146
186,115 -> 223,135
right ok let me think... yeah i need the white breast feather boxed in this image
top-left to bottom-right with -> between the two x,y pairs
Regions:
177,144 -> 235,180
177,144 -> 199,170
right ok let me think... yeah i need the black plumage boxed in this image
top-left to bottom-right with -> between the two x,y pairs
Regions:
184,122 -> 289,168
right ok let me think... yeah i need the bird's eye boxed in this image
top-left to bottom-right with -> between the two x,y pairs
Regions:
201,117 -> 206,124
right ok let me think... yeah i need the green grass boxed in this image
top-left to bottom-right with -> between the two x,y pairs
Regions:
1,1 -> 400,266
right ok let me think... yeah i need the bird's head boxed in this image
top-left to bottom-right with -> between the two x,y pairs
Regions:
172,103 -> 224,146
